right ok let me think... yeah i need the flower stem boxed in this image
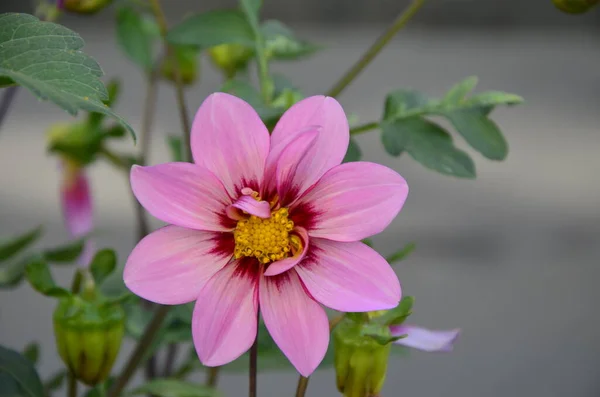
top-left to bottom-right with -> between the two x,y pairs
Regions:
162,343 -> 178,376
205,367 -> 220,388
325,0 -> 426,98
68,373 -> 77,397
350,121 -> 380,136
147,0 -> 193,162
107,305 -> 170,397
249,327 -> 259,397
0,86 -> 18,131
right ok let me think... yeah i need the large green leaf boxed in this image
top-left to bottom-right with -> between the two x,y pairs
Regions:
382,117 -> 476,178
0,345 -> 44,397
262,20 -> 319,60
383,89 -> 429,120
0,13 -> 135,140
24,259 -> 70,298
115,7 -> 156,71
127,379 -> 219,397
166,10 -> 254,48
0,226 -> 42,262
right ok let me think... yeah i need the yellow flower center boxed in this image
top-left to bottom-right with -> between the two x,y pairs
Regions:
233,207 -> 300,264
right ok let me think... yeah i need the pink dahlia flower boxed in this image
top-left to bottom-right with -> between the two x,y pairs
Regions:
124,93 -> 409,376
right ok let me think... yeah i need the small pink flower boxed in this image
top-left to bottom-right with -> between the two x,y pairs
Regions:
124,93 -> 409,376
391,325 -> 460,352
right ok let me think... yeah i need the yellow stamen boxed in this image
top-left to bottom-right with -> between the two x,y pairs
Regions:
233,207 -> 296,264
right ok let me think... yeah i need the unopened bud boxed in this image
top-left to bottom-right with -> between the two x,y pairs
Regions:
161,46 -> 199,86
61,0 -> 114,14
53,295 -> 124,385
552,0 -> 599,13
208,44 -> 254,79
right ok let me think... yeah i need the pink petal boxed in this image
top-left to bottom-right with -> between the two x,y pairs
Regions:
193,260 -> 259,366
295,161 -> 408,241
61,166 -> 92,238
296,238 -> 400,312
274,129 -> 319,206
259,270 -> 329,376
131,163 -> 233,232
77,239 -> 96,269
124,226 -> 232,305
230,195 -> 271,218
191,93 -> 270,197
390,325 -> 460,352
264,227 -> 309,276
264,96 -> 349,196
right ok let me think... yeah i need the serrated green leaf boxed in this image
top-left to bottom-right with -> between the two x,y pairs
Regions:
465,91 -> 523,107
0,226 -> 42,262
383,89 -> 429,120
88,78 -> 121,128
442,76 -> 478,104
386,242 -> 416,264
343,138 -> 362,163
373,296 -> 415,326
0,345 -> 44,397
167,10 -> 254,48
444,107 -> 508,160
262,20 -> 319,61
116,7 -> 155,71
0,13 -> 135,140
43,239 -> 84,263
21,344 -> 38,365
90,249 -> 116,286
25,259 -> 70,298
43,370 -> 66,392
127,379 -> 220,397
382,117 -> 476,178
166,135 -> 184,162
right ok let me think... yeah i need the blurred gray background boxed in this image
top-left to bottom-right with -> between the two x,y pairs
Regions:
1,0 -> 600,396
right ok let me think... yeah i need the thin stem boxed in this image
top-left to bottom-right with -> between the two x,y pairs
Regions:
148,0 -> 193,162
162,343 -> 178,377
0,86 -> 19,131
205,367 -> 220,388
107,305 -> 170,397
248,312 -> 259,397
326,0 -> 426,98
350,121 -> 379,136
68,373 -> 77,397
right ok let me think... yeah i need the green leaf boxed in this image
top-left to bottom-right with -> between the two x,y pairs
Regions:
0,255 -> 34,288
361,324 -> 403,345
442,76 -> 478,104
382,117 -> 476,178
22,344 -> 38,365
167,10 -> 254,48
43,371 -> 66,392
166,135 -> 184,162
0,226 -> 42,262
0,345 -> 44,397
0,13 -> 135,140
102,124 -> 127,138
84,377 -> 115,397
262,20 -> 319,60
361,238 -> 374,248
90,249 -> 117,286
373,296 -> 415,326
343,138 -> 362,163
383,89 -> 429,120
220,80 -> 282,124
43,239 -> 84,263
465,91 -> 524,107
116,7 -> 155,71
24,259 -> 70,298
127,379 -> 220,397
444,107 -> 508,160
240,0 -> 262,28
386,242 -> 416,264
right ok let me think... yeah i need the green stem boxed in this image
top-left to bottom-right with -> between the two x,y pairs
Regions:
326,0 -> 426,98
206,367 -> 220,388
68,373 -> 77,397
295,376 -> 309,397
350,121 -> 379,135
241,2 -> 272,103
107,305 -> 170,397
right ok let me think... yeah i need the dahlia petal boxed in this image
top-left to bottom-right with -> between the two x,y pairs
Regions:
191,93 -> 270,196
230,195 -> 271,218
61,166 -> 92,238
274,129 -> 319,205
124,226 -> 232,305
260,270 -> 329,376
265,96 -> 349,195
264,227 -> 309,276
296,161 -> 408,241
130,163 -> 232,232
193,260 -> 259,366
390,325 -> 460,352
296,238 -> 400,311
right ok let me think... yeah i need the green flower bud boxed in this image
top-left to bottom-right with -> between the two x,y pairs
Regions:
208,44 -> 254,79
47,122 -> 102,166
161,46 -> 200,86
552,0 -> 599,13
53,295 -> 125,385
334,317 -> 392,397
62,0 -> 114,14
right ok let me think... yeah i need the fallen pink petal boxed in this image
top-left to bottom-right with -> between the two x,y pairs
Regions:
125,93 -> 408,376
391,324 -> 461,352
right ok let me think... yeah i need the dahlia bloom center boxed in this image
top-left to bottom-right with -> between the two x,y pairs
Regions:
233,207 -> 302,264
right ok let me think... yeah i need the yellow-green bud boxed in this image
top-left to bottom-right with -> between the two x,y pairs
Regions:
334,318 -> 392,397
161,46 -> 200,86
208,44 -> 254,79
62,0 -> 114,14
53,296 -> 125,385
552,0 -> 599,13
47,122 -> 102,166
